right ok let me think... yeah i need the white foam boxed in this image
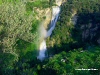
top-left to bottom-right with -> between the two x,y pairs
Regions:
37,40 -> 47,61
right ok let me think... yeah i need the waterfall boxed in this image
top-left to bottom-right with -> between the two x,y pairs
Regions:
46,7 -> 60,37
37,6 -> 60,61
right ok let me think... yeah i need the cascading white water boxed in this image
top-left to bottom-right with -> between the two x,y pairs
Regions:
38,40 -> 47,60
38,6 -> 60,61
46,7 -> 60,37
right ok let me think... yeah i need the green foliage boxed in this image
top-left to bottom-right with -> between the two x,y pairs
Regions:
0,2 -> 36,53
0,53 -> 16,75
47,0 -> 100,54
0,1 -> 38,75
43,47 -> 100,75
49,0 -> 56,6
16,39 -> 37,56
0,0 -> 2,4
26,0 -> 50,11
46,0 -> 100,74
0,0 -> 100,75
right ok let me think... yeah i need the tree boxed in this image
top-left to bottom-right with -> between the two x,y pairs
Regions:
42,47 -> 100,75
0,2 -> 36,54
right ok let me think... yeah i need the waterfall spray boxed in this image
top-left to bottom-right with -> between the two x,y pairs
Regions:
38,5 -> 61,61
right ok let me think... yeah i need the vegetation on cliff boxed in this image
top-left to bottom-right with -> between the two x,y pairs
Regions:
0,0 -> 100,75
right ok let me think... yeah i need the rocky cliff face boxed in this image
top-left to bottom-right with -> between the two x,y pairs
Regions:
76,13 -> 100,45
81,23 -> 100,44
55,0 -> 64,6
33,7 -> 52,29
